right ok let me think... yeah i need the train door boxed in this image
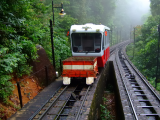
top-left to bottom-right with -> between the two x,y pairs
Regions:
104,30 -> 109,63
106,30 -> 110,61
102,33 -> 105,67
102,30 -> 107,66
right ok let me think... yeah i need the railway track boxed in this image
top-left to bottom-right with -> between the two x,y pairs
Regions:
115,45 -> 160,120
110,40 -> 131,56
28,84 -> 90,120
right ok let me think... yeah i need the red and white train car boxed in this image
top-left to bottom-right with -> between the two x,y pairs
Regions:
62,23 -> 110,85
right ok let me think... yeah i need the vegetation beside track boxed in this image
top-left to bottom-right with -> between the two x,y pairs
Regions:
126,15 -> 160,91
126,0 -> 160,91
101,84 -> 115,120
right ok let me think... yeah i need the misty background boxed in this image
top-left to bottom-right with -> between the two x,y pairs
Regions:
113,0 -> 150,40
59,0 -> 151,41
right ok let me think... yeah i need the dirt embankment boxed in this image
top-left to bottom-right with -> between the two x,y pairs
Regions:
0,45 -> 56,120
0,75 -> 42,119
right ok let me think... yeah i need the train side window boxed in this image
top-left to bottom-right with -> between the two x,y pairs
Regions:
104,32 -> 106,46
105,30 -> 108,44
95,33 -> 101,52
102,36 -> 104,50
107,31 -> 109,44
105,31 -> 107,45
102,31 -> 106,50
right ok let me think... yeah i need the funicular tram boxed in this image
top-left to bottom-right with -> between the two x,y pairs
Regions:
62,23 -> 110,85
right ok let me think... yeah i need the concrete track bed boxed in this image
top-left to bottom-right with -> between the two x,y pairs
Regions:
84,61 -> 124,120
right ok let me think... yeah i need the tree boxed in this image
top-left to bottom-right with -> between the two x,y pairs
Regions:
150,0 -> 160,16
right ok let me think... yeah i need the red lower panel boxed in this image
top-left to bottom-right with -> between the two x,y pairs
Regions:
97,47 -> 110,67
62,70 -> 98,78
97,56 -> 104,67
106,47 -> 110,63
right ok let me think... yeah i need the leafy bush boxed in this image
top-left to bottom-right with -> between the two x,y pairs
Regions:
0,0 -> 39,99
100,97 -> 114,120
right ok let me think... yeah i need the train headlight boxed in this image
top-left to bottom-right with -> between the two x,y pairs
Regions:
56,71 -> 59,78
72,29 -> 76,32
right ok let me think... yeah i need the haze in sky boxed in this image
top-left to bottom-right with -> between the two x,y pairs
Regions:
141,0 -> 150,5
114,0 -> 151,40
126,0 -> 150,25
140,0 -> 150,11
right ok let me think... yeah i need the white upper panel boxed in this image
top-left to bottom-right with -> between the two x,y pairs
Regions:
70,23 -> 110,33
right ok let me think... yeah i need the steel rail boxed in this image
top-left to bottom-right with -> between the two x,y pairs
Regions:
110,40 -> 131,55
75,86 -> 91,120
54,95 -> 72,120
38,86 -> 68,120
116,49 -> 139,120
28,86 -> 62,120
54,86 -> 78,120
123,45 -> 160,103
29,85 -> 68,120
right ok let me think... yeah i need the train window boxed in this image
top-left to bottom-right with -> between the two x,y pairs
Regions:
104,30 -> 106,45
82,34 -> 94,51
107,31 -> 109,44
71,33 -> 102,53
102,39 -> 104,50
95,34 -> 101,46
72,34 -> 81,46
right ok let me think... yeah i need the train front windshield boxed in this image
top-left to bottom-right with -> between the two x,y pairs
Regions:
72,33 -> 102,53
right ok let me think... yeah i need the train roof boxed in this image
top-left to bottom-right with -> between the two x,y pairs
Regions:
70,23 -> 110,33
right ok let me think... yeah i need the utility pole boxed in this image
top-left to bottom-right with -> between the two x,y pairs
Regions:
120,29 -> 121,42
117,29 -> 118,44
130,25 -> 132,41
132,27 -> 135,59
134,27 -> 135,45
51,1 -> 66,69
111,26 -> 112,46
155,24 -> 160,88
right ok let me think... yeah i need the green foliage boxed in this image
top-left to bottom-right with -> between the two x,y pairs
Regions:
5,100 -> 20,110
100,97 -> 114,120
0,0 -> 40,99
63,0 -> 116,25
150,0 -> 160,16
0,75 -> 14,99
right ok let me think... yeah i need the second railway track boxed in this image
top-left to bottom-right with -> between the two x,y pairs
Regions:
115,44 -> 160,120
